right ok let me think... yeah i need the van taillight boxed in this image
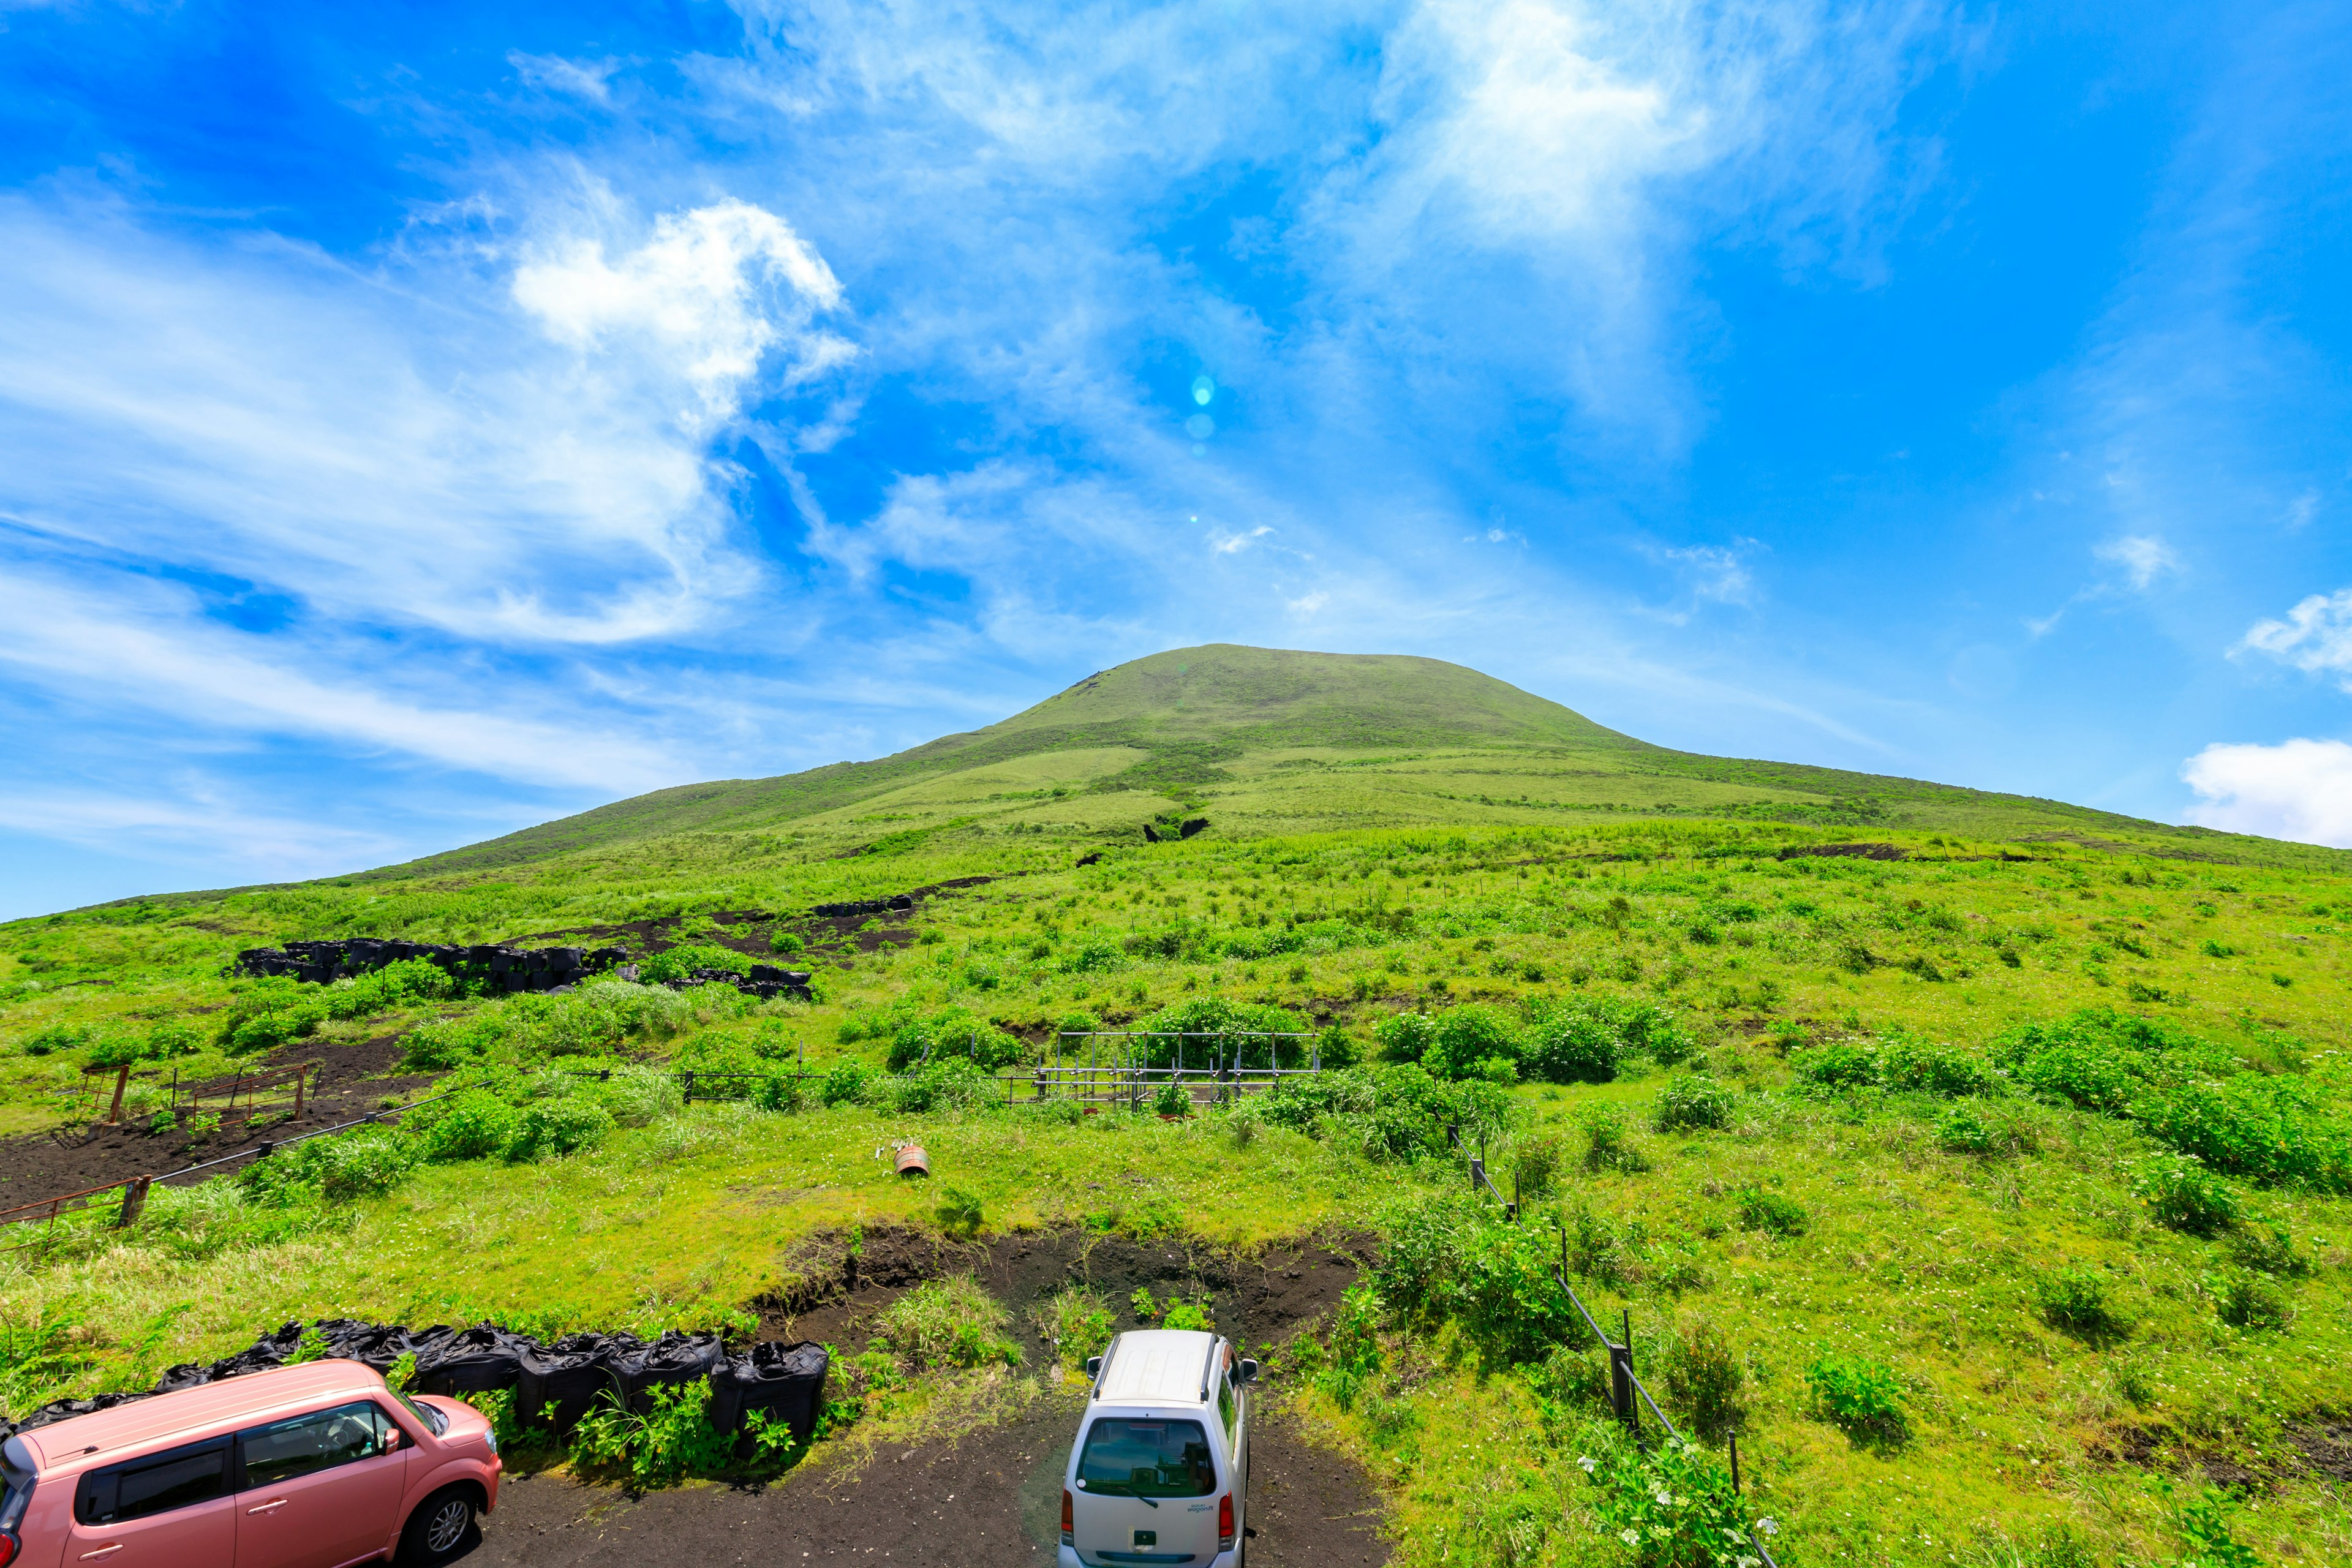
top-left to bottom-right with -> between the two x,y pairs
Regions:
1061,1488 -> 1074,1544
1218,1493 -> 1234,1548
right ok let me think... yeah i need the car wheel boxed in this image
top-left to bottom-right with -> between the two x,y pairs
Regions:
401,1486 -> 477,1564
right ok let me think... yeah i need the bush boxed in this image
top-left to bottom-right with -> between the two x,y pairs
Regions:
886,1008 -> 1026,1072
1373,1011 -> 1437,1065
1653,1074 -> 1735,1133
1577,1106 -> 1651,1174
2130,1076 -> 2351,1191
1521,1006 -> 1621,1084
1733,1187 -> 1808,1238
892,1057 -> 997,1114
1792,1037 -> 1882,1091
1140,997 -> 1308,1068
1453,1220 -> 1577,1369
821,1059 -> 881,1108
1374,1189 -> 1482,1327
1574,1426 -> 1753,1567
568,1378 -> 736,1490
636,943 -> 753,985
1660,1318 -> 1746,1441
597,1064 -> 685,1128
750,1073 -> 807,1114
1153,1079 -> 1190,1118
1877,1030 -> 1998,1096
413,1090 -> 522,1163
1510,1131 -> 1567,1197
1422,1005 -> 1521,1080
1934,1104 -> 1996,1155
237,1129 -> 417,1207
1806,1354 -> 1907,1441
2032,1267 -> 2120,1339
769,931 -> 805,956
1033,1286 -> 1116,1368
505,1096 -> 614,1161
2132,1157 -> 2242,1235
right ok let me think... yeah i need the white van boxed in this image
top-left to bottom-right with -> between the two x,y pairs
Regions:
1060,1330 -> 1257,1567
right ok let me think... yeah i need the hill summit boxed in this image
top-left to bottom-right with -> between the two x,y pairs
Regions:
384,644 -> 2329,876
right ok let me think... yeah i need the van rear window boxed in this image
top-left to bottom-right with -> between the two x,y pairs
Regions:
76,1441 -> 228,1525
1076,1418 -> 1215,1498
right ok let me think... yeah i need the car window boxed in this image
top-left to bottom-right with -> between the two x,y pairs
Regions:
1076,1418 -> 1216,1498
239,1401 -> 389,1488
1217,1371 -> 1238,1444
76,1440 -> 230,1525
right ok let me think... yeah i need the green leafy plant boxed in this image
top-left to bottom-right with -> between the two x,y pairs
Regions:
1654,1074 -> 1735,1133
870,1275 -> 1020,1371
568,1378 -> 736,1489
2132,1156 -> 2241,1236
1033,1286 -> 1116,1370
1732,1186 -> 1808,1238
1575,1427 -> 1765,1568
935,1186 -> 985,1237
2032,1267 -> 2122,1340
1805,1353 -> 1907,1443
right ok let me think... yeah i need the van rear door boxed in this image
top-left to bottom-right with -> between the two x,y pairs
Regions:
1071,1415 -> 1221,1563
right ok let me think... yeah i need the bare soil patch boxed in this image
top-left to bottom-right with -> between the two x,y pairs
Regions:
763,1225 -> 1371,1359
0,1033 -> 431,1203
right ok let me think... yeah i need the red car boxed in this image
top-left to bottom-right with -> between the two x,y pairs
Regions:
2,1359 -> 502,1567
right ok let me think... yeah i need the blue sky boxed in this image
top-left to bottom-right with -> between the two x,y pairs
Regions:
4,0 -> 2350,918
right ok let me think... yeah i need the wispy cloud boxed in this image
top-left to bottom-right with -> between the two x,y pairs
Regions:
2094,533 -> 2181,590
2238,587 -> 2352,690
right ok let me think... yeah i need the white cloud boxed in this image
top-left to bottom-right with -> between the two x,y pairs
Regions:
1209,527 -> 1273,556
0,188 -> 850,646
508,52 -> 626,105
2095,533 -> 2180,590
1287,592 -> 1330,615
0,571 -> 679,792
2238,587 -> 2352,689
1660,542 -> 1757,604
2182,738 -> 2352,848
0,787 -> 406,880
513,197 -> 851,428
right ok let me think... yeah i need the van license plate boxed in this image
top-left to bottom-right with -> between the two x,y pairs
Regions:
1133,1531 -> 1156,1547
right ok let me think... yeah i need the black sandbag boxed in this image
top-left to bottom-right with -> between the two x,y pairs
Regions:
413,1322 -> 532,1395
206,1319 -> 308,1381
153,1362 -> 213,1394
516,1332 -> 638,1430
615,1331 -> 723,1415
707,1341 -> 827,1441
323,1321 -> 440,1373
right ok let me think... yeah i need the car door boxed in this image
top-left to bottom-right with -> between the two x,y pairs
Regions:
234,1400 -> 408,1568
66,1437 -> 238,1568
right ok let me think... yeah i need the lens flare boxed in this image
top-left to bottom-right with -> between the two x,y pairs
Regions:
1190,375 -> 1215,406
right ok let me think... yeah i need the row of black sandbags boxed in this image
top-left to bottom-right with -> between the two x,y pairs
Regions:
2,1318 -> 826,1447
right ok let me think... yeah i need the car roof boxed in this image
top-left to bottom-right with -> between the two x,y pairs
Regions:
1096,1330 -> 1219,1407
19,1360 -> 390,1472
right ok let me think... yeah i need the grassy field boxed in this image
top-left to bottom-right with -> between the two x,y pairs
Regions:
2,650 -> 2348,1567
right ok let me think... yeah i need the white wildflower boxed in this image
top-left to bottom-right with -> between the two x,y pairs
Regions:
1621,1529 -> 1641,1547
1757,1517 -> 1780,1537
1577,1455 -> 1598,1474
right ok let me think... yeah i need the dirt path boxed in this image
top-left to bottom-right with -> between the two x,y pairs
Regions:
462,1394 -> 1388,1567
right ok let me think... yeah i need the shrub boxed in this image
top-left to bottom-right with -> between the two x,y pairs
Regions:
568,1379 -> 735,1490
1660,1318 -> 1746,1441
750,1073 -> 807,1114
1140,997 -> 1308,1068
1374,1189 -> 1481,1327
821,1059 -> 881,1107
1510,1131 -> 1567,1197
1574,1427 -> 1754,1567
769,931 -> 805,955
2032,1267 -> 2120,1339
886,1007 -> 1026,1072
1313,1023 -> 1360,1069
1453,1220 -> 1577,1369
1654,1074 -> 1735,1133
1152,1079 -> 1190,1117
1374,1011 -> 1438,1064
597,1064 -> 685,1128
1577,1106 -> 1651,1173
1033,1286 -> 1116,1368
1877,1030 -> 1997,1096
1422,1005 -> 1521,1080
1806,1354 -> 1907,1441
636,943 -> 753,985
2131,1075 -> 2351,1191
1521,1006 -> 1621,1084
1058,939 -> 1125,974
2132,1156 -> 2242,1236
2228,1221 -> 2307,1276
238,1129 -> 417,1207
413,1090 -> 522,1163
1935,1105 -> 1996,1155
1733,1187 -> 1807,1238
505,1096 -> 613,1161
1792,1038 -> 1881,1091
892,1057 -> 997,1114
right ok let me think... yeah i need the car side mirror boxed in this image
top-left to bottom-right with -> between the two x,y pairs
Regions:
1085,1356 -> 1102,1379
1238,1359 -> 1260,1385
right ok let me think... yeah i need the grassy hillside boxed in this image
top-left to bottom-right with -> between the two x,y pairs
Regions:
2,652 -> 2349,1568
370,645 -> 2341,882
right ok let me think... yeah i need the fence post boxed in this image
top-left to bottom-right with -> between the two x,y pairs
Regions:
1728,1431 -> 1741,1494
682,1071 -> 696,1104
1613,1308 -> 1639,1439
104,1063 -> 132,1126
293,1066 -> 307,1121
115,1176 -> 152,1229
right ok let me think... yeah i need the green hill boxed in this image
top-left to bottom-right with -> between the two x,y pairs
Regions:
381,643 -> 2340,878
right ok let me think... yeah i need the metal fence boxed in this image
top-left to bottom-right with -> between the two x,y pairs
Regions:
1455,1126 -> 1781,1568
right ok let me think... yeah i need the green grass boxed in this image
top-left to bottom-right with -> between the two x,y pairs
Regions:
2,650 -> 2351,1566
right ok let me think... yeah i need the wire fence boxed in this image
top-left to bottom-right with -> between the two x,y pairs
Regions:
1453,1125 -> 1781,1568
